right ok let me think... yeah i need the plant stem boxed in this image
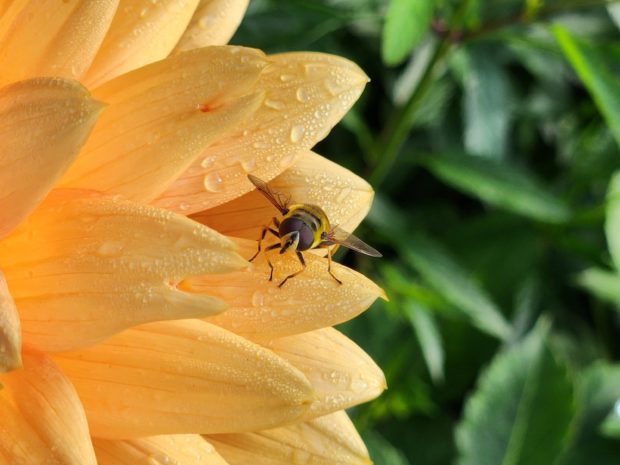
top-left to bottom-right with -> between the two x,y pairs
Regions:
368,0 -> 475,188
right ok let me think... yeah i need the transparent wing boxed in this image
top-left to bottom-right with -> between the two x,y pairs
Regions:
326,226 -> 382,257
247,174 -> 290,214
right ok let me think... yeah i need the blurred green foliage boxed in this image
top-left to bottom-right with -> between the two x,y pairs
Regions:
233,0 -> 620,463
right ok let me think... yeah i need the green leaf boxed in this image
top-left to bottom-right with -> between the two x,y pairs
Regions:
560,364 -> 620,465
382,0 -> 435,66
554,26 -> 620,149
576,268 -> 620,309
456,323 -> 576,465
601,402 -> 620,438
423,152 -> 571,223
404,301 -> 445,383
364,430 -> 412,465
605,171 -> 620,270
458,47 -> 513,158
404,232 -> 512,340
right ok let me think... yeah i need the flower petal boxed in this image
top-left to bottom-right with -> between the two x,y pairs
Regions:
61,46 -> 266,203
53,320 -> 314,438
0,78 -> 103,239
0,352 -> 96,465
154,52 -> 369,214
182,238 -> 385,341
94,435 -> 229,465
174,0 -> 250,52
83,0 -> 200,87
191,150 -> 374,240
0,193 -> 247,353
266,328 -> 386,421
0,269 -> 20,372
0,0 -> 118,85
208,411 -> 371,465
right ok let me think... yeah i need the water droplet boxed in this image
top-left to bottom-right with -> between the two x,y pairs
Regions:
241,158 -> 256,172
200,156 -> 216,169
280,74 -> 295,82
140,6 -> 149,17
203,172 -> 223,192
279,152 -> 296,168
350,378 -> 369,393
289,125 -> 305,143
324,77 -> 346,96
178,202 -> 190,211
265,99 -> 285,110
252,141 -> 271,149
251,291 -> 265,306
295,87 -> 311,102
97,241 -> 125,257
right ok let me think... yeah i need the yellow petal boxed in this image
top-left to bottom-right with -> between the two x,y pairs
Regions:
0,78 -> 103,239
266,328 -> 386,421
0,269 -> 20,372
0,193 -> 247,353
53,320 -> 314,438
94,435 -> 229,465
182,238 -> 385,341
191,150 -> 374,240
61,46 -> 266,203
83,0 -> 200,87
0,352 -> 96,465
174,0 -> 249,52
208,411 -> 371,465
0,0 -> 118,85
154,52 -> 369,214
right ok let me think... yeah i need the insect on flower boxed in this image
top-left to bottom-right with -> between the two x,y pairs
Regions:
248,174 -> 382,287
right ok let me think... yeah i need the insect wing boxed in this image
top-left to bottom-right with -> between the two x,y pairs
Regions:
247,174 -> 289,214
328,226 -> 382,257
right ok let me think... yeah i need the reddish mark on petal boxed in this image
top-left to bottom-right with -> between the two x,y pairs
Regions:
196,101 -> 223,113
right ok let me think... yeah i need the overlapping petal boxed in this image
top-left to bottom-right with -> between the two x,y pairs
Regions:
0,78 -> 103,239
83,0 -> 200,87
191,150 -> 374,240
183,239 -> 385,341
94,435 -> 229,465
0,270 -> 20,372
53,320 -> 314,438
266,328 -> 386,420
208,411 -> 371,465
174,0 -> 250,52
0,352 -> 96,465
61,46 -> 266,202
0,0 -> 118,85
0,193 -> 246,352
154,52 -> 369,214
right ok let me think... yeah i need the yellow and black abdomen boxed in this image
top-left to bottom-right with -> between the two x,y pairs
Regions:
280,204 -> 330,251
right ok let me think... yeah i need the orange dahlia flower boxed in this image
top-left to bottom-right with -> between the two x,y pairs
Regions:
0,1 -> 386,464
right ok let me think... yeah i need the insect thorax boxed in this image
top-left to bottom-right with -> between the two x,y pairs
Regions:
281,204 -> 330,250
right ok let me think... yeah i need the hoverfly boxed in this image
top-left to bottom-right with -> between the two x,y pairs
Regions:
247,174 -> 382,287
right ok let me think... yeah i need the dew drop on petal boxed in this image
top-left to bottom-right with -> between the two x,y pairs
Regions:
241,158 -> 256,172
200,156 -> 216,169
203,172 -> 223,192
252,291 -> 265,306
265,99 -> 285,110
295,87 -> 311,102
279,152 -> 297,168
290,125 -> 305,143
97,241 -> 125,257
280,74 -> 295,82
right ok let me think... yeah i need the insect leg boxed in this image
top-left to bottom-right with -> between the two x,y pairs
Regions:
249,217 -> 280,262
279,251 -> 307,288
264,243 -> 281,281
326,246 -> 342,285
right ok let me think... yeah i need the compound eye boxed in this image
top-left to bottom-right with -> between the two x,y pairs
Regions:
297,225 -> 315,251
